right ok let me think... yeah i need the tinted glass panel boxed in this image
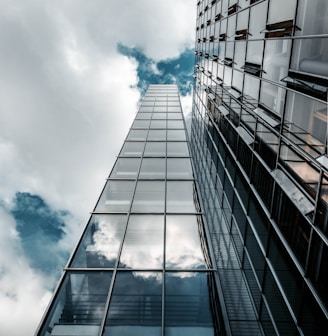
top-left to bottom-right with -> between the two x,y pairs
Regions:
139,158 -> 166,179
166,181 -> 197,213
105,272 -> 162,336
120,142 -> 144,157
167,158 -> 193,179
148,130 -> 166,141
71,215 -> 127,268
119,215 -> 164,268
167,130 -> 186,141
166,216 -> 207,269
127,130 -> 148,141
165,272 -> 215,335
144,142 -> 166,156
167,142 -> 189,156
95,181 -> 135,212
111,158 -> 141,178
132,181 -> 165,212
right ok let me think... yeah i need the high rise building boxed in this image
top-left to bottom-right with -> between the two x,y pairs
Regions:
36,1 -> 328,335
35,84 -> 225,336
192,0 -> 328,335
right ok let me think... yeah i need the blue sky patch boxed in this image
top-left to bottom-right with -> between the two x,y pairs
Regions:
118,44 -> 194,96
11,192 -> 70,275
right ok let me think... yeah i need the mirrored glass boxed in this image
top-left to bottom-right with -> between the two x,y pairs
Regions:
132,181 -> 165,212
165,272 -> 215,336
167,142 -> 189,156
150,120 -> 167,129
95,181 -> 135,212
166,216 -> 207,269
153,106 -> 167,112
136,112 -> 152,119
166,181 -> 197,213
40,272 -> 112,335
167,106 -> 181,112
111,158 -> 141,178
120,142 -> 145,157
148,130 -> 166,141
167,113 -> 183,120
132,120 -> 150,129
144,142 -> 166,156
104,272 -> 162,336
139,158 -> 166,179
152,113 -> 167,119
71,215 -> 127,268
138,106 -> 153,112
167,120 -> 184,129
167,159 -> 193,179
119,215 -> 164,268
167,130 -> 186,141
127,130 -> 148,141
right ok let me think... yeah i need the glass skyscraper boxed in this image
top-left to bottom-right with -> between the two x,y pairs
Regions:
36,1 -> 328,335
35,85 -> 225,336
193,0 -> 327,335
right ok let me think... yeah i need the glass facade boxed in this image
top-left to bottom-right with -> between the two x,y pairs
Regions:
193,0 -> 328,335
35,85 -> 225,336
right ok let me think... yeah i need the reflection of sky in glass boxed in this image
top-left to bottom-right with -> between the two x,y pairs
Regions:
104,271 -> 162,336
166,216 -> 207,269
71,215 -> 127,268
119,216 -> 164,268
165,272 -> 215,336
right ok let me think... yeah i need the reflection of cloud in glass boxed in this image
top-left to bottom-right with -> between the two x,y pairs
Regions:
166,216 -> 207,270
119,215 -> 164,269
71,215 -> 127,268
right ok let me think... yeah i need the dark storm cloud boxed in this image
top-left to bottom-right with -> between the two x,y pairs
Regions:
118,44 -> 194,96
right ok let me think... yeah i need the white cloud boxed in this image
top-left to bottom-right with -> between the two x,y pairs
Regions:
0,0 -> 195,334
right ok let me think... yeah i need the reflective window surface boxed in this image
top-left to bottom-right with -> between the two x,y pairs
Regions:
104,272 -> 162,336
119,215 -> 164,268
95,181 -> 135,212
71,215 -> 127,268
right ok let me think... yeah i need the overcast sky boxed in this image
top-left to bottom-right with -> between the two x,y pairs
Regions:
0,0 -> 195,334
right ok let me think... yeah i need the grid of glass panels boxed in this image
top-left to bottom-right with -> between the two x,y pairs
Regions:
36,85 -> 224,336
194,0 -> 328,335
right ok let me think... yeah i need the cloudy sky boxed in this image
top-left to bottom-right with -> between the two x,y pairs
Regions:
0,0 -> 195,334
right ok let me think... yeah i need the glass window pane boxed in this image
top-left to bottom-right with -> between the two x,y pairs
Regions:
139,158 -> 166,179
120,142 -> 145,157
165,272 -> 216,335
127,130 -> 148,141
132,181 -> 165,212
150,120 -> 166,129
167,158 -> 193,179
167,106 -> 181,112
71,215 -> 127,268
167,130 -> 186,141
153,106 -> 167,112
148,130 -> 166,141
105,272 -> 162,336
111,158 -> 141,178
152,113 -> 167,119
167,120 -> 184,129
136,112 -> 152,119
95,181 -> 135,212
167,142 -> 189,156
168,113 -> 183,120
268,0 -> 297,23
166,216 -> 207,269
119,215 -> 164,268
138,106 -> 153,112
166,181 -> 197,213
144,142 -> 166,156
132,120 -> 150,129
40,272 -> 112,335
